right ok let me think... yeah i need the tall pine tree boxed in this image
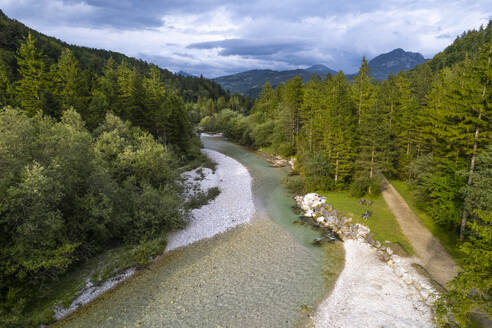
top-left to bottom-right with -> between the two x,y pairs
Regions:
15,33 -> 54,116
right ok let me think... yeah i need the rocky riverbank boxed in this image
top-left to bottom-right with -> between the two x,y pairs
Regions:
295,193 -> 439,327
166,148 -> 255,251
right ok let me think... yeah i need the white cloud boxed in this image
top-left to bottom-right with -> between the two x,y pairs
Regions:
1,0 -> 491,77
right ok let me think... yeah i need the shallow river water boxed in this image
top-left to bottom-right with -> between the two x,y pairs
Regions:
54,136 -> 344,328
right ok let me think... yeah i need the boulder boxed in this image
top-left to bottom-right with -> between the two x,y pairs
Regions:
318,207 -> 331,218
289,158 -> 296,170
420,288 -> 431,301
301,193 -> 327,212
393,266 -> 406,278
381,252 -> 391,262
356,224 -> 370,238
305,209 -> 315,217
340,216 -> 352,226
402,273 -> 414,285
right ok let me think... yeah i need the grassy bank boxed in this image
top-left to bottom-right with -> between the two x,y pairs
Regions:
318,190 -> 414,256
389,180 -> 463,263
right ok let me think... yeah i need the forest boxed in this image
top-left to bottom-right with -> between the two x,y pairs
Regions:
0,10 -> 253,326
200,23 -> 492,326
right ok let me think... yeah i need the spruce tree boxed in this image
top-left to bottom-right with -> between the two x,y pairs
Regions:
354,79 -> 391,194
394,73 -> 420,176
54,48 -> 87,113
352,57 -> 375,126
98,57 -> 119,113
282,76 -> 303,151
300,76 -> 325,152
251,82 -> 275,122
458,44 -> 492,239
143,65 -> 168,137
15,33 -> 53,116
116,60 -> 144,122
0,61 -> 12,107
320,72 -> 357,186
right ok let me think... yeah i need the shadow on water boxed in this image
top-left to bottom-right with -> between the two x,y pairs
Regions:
53,135 -> 344,328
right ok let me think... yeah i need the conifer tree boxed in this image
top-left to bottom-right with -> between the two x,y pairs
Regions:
0,61 -> 12,107
98,57 -> 119,112
380,74 -> 399,133
116,60 -> 144,122
394,73 -> 420,175
422,44 -> 491,237
282,76 -> 303,151
352,57 -> 375,126
300,76 -> 325,152
143,65 -> 168,137
251,82 -> 275,122
54,48 -> 87,113
323,72 -> 357,186
15,33 -> 53,116
354,79 -> 391,194
458,44 -> 491,239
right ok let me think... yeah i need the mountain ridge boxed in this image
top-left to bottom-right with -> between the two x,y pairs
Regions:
214,48 -> 428,97
367,48 -> 427,80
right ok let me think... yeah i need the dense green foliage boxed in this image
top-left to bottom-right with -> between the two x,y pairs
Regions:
0,109 -> 185,326
435,149 -> 491,327
428,22 -> 492,72
201,24 -> 492,325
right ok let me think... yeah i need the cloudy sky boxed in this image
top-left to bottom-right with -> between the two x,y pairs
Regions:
1,0 -> 491,77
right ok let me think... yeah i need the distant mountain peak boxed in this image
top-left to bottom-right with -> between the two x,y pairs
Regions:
368,48 -> 427,80
305,64 -> 335,74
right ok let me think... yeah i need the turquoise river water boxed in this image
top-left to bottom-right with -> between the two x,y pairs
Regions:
54,136 -> 344,328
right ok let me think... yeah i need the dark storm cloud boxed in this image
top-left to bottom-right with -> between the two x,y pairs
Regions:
66,0 -> 378,28
187,39 -> 307,57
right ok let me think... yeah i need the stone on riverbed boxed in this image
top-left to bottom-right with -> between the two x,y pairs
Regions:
299,193 -> 326,212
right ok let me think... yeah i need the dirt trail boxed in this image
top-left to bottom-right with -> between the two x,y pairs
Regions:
382,181 -> 459,286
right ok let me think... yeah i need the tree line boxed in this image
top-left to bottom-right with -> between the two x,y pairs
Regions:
0,9 -> 245,105
200,25 -> 491,326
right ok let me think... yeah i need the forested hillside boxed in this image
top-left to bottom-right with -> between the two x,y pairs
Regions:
0,9 -> 232,103
0,9 -> 252,327
213,67 -> 333,98
201,22 -> 492,326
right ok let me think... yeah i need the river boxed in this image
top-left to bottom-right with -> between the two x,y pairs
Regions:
53,135 -> 344,328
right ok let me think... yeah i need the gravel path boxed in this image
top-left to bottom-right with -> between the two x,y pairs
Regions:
382,181 -> 459,286
315,239 -> 434,328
